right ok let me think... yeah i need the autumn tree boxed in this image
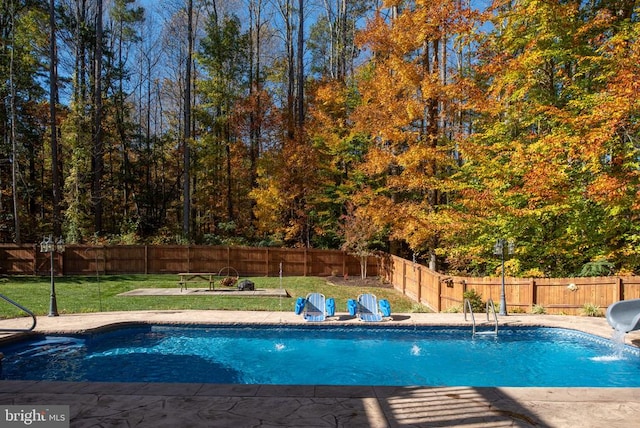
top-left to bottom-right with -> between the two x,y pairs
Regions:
251,0 -> 320,247
303,78 -> 368,248
49,0 -> 62,237
457,0 -> 640,276
0,0 -> 50,242
308,0 -> 370,80
340,202 -> 381,278
106,0 -> 144,227
129,12 -> 166,238
56,0 -> 107,242
196,13 -> 251,237
300,0 -> 375,249
351,0 -> 477,268
246,0 -> 267,195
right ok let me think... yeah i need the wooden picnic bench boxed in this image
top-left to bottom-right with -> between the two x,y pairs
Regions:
178,273 -> 216,291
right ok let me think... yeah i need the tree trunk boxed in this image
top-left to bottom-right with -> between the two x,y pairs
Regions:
92,0 -> 104,235
248,0 -> 262,199
50,0 -> 61,237
360,256 -> 367,279
183,0 -> 193,240
338,0 -> 347,80
285,0 -> 295,141
296,0 -> 304,130
8,8 -> 20,243
116,20 -> 130,219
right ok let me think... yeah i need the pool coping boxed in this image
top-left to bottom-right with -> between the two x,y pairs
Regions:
2,310 -> 639,345
1,311 -> 639,427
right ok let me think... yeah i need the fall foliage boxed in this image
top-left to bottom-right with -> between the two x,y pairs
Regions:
1,0 -> 639,276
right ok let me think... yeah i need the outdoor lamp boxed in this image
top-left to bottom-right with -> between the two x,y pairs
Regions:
40,236 -> 53,253
40,235 -> 64,317
56,237 -> 65,253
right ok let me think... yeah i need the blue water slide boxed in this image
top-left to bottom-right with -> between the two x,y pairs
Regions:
606,298 -> 640,333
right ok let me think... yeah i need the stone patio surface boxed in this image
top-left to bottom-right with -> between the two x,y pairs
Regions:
0,310 -> 639,427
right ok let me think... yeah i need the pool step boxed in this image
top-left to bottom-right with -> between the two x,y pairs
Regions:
474,330 -> 498,337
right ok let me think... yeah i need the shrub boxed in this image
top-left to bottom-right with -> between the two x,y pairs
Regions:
581,303 -> 603,317
410,303 -> 430,313
579,259 -> 614,277
462,289 -> 485,312
521,268 -> 545,278
532,304 -> 546,315
444,304 -> 462,313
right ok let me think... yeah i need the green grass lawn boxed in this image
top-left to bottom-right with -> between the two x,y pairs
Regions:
0,275 -> 423,318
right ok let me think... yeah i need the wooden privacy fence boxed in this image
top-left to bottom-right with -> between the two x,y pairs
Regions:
3,244 -> 638,314
381,254 -> 640,315
0,244 -> 380,278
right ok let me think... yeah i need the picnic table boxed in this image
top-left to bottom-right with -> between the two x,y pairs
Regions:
178,273 -> 216,291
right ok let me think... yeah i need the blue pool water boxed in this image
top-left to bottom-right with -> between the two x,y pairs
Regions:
1,325 -> 639,387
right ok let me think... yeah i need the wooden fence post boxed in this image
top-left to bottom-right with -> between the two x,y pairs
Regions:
436,272 -> 442,312
616,276 -> 623,301
33,244 -> 37,275
342,253 -> 346,277
402,259 -> 407,295
414,265 -> 420,304
529,279 -> 536,311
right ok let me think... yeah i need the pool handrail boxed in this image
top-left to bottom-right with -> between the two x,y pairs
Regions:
463,298 -> 476,335
0,293 -> 37,332
464,298 -> 498,337
485,299 -> 499,335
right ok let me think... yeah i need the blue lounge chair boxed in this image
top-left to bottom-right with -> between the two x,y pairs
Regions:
357,293 -> 383,322
606,298 -> 640,333
303,292 -> 327,322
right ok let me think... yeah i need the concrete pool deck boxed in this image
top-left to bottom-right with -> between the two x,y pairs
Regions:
0,311 -> 639,427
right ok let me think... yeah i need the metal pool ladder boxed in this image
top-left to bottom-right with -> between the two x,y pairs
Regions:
0,293 -> 36,332
464,298 -> 498,337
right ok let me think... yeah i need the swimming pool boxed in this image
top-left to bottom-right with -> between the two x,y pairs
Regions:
1,325 -> 639,387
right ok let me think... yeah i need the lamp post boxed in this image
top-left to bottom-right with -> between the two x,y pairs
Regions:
493,238 -> 514,316
40,236 -> 65,317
